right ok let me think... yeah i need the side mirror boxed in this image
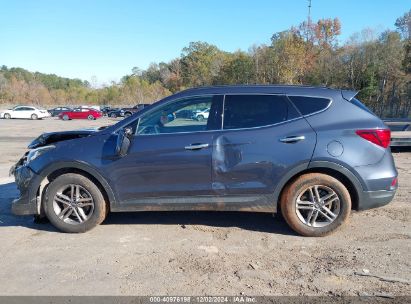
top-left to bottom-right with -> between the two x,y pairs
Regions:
115,127 -> 132,157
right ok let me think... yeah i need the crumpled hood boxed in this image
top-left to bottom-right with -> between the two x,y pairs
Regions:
28,127 -> 105,149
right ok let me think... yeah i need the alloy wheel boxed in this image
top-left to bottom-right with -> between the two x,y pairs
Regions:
295,185 -> 341,228
52,184 -> 95,225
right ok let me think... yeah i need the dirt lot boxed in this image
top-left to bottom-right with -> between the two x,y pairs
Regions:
0,117 -> 410,296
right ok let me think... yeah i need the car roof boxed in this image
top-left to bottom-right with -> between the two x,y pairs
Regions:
14,105 -> 35,109
173,85 -> 348,100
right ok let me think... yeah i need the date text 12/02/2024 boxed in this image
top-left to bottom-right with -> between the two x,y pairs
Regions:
149,297 -> 256,303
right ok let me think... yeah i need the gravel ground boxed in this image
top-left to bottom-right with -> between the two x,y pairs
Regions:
0,117 -> 410,296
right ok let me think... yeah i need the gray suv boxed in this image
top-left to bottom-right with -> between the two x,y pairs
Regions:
11,85 -> 398,236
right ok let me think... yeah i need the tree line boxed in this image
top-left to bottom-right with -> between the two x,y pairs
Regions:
0,10 -> 410,117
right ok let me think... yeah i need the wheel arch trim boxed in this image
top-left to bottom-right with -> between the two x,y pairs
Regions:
273,161 -> 365,211
34,161 -> 117,211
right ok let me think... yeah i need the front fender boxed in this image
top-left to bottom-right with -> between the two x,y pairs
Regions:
33,161 -> 117,209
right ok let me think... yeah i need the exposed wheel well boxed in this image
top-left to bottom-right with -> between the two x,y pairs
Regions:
36,168 -> 111,214
278,167 -> 360,210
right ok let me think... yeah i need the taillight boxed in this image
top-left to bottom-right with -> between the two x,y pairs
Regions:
355,129 -> 391,148
390,177 -> 398,190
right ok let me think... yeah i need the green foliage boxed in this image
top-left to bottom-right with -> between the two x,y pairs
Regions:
1,11 -> 410,117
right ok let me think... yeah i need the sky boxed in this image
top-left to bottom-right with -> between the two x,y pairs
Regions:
0,0 -> 409,84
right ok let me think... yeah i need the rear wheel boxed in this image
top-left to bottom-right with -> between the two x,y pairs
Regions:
280,173 -> 351,237
110,113 -> 117,118
197,115 -> 204,121
44,173 -> 107,233
4,113 -> 11,119
31,114 -> 38,120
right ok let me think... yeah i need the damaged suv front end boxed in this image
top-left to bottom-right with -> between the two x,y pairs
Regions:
10,129 -> 99,216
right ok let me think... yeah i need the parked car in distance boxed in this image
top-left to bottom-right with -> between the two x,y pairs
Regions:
48,107 -> 72,117
108,108 -> 125,118
383,118 -> 411,132
122,104 -> 151,118
192,108 -> 210,121
175,109 -> 194,119
11,85 -> 398,236
100,106 -> 112,116
0,106 -> 50,120
58,108 -> 102,120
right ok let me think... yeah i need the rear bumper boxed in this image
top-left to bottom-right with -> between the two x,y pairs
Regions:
358,189 -> 396,210
353,150 -> 398,210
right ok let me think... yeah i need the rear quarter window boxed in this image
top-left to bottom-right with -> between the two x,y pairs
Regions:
288,96 -> 331,116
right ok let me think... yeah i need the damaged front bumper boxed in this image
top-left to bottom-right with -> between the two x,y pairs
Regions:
11,159 -> 41,216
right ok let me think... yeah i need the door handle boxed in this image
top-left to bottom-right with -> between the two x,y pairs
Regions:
184,143 -> 209,150
279,136 -> 305,143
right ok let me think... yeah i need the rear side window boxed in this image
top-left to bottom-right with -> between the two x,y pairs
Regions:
223,95 -> 288,129
288,96 -> 331,115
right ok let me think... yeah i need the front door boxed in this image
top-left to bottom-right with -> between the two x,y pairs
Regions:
107,95 -> 224,205
12,107 -> 28,118
70,108 -> 80,119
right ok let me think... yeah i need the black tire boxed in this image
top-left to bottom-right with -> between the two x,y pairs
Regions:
124,112 -> 131,118
110,113 -> 117,118
87,114 -> 94,120
62,114 -> 69,121
280,173 -> 351,237
4,113 -> 11,119
43,173 -> 107,233
197,115 -> 204,121
31,114 -> 38,120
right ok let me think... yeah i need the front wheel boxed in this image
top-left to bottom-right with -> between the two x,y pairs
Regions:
44,173 -> 107,233
87,114 -> 94,120
124,112 -> 131,118
62,115 -> 69,121
280,173 -> 351,237
31,114 -> 38,120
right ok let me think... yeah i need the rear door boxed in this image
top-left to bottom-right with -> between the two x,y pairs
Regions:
81,109 -> 90,118
212,94 -> 316,196
26,107 -> 36,118
71,109 -> 82,119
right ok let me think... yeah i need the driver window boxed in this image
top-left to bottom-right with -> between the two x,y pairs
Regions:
137,95 -> 223,135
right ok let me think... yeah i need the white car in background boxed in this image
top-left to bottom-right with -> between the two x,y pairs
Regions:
0,106 -> 51,120
192,108 -> 210,121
